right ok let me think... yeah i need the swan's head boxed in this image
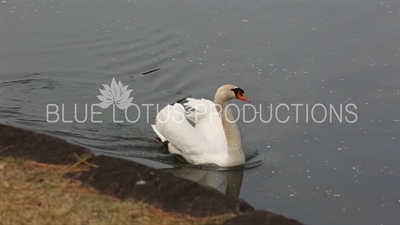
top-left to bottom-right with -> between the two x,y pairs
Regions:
215,84 -> 250,103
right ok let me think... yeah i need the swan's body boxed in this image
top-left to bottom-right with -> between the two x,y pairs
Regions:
151,84 -> 250,167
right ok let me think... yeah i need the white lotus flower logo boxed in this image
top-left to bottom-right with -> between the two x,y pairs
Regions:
97,78 -> 134,110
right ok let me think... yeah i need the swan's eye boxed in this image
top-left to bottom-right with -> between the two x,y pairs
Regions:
231,87 -> 250,102
231,87 -> 244,96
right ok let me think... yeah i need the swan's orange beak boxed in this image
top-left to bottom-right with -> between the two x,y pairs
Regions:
236,93 -> 250,103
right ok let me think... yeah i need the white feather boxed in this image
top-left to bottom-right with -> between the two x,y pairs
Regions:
152,99 -> 229,166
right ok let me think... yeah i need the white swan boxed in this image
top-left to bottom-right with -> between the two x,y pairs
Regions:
151,84 -> 250,167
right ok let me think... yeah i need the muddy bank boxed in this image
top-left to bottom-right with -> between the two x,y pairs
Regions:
0,124 -> 303,224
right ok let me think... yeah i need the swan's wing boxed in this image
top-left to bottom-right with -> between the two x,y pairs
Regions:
155,104 -> 212,155
176,97 -> 227,151
152,99 -> 225,155
176,97 -> 218,124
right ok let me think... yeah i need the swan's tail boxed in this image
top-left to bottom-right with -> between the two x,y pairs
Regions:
151,104 -> 185,155
151,124 -> 167,142
152,104 -> 185,142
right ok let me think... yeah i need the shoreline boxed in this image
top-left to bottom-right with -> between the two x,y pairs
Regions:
0,123 -> 304,224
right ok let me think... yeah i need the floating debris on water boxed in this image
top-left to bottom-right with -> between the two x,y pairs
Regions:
142,68 -> 161,75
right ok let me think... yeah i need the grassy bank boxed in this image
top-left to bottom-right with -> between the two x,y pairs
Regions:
0,156 -> 235,225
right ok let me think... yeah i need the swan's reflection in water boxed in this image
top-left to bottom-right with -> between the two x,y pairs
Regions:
161,167 -> 244,197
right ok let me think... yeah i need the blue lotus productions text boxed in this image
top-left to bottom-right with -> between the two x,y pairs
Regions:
46,103 -> 358,124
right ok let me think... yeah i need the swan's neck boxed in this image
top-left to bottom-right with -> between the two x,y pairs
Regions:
214,98 -> 245,164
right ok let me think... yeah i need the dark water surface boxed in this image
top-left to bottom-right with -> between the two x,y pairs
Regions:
1,1 -> 399,224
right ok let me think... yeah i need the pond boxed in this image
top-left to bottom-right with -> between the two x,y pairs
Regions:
1,1 -> 398,224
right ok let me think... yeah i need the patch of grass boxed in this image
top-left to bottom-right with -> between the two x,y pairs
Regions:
0,157 -> 235,225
